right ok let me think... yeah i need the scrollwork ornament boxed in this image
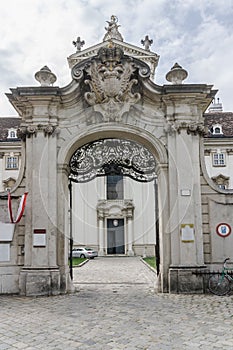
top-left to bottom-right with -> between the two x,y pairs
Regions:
69,139 -> 156,183
72,66 -> 84,81
43,124 -> 54,136
27,125 -> 38,136
137,65 -> 151,78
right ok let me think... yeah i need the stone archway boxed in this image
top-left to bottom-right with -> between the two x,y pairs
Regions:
57,130 -> 169,293
2,15 -> 219,296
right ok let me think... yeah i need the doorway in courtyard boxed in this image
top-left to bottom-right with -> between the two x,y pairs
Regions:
69,138 -> 159,266
107,218 -> 125,254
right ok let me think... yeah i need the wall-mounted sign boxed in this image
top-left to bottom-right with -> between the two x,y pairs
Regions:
0,243 -> 10,261
181,224 -> 194,242
0,222 -> 15,241
33,229 -> 46,247
216,223 -> 231,238
181,189 -> 191,196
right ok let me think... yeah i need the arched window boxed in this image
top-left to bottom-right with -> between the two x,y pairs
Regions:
7,129 -> 17,139
212,124 -> 223,135
214,127 -> 221,134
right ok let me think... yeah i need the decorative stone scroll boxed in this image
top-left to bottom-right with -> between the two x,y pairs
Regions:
69,138 -> 156,183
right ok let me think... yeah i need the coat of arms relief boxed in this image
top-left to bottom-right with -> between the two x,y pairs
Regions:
72,44 -> 150,122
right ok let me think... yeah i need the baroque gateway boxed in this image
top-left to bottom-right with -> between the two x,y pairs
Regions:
0,16 -> 233,295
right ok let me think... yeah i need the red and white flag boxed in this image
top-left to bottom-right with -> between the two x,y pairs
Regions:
8,192 -> 28,224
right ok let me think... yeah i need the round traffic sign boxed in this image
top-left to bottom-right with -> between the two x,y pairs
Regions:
216,223 -> 231,237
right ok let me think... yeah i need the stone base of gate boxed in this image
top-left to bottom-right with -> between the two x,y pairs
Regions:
19,267 -> 66,296
169,266 -> 207,294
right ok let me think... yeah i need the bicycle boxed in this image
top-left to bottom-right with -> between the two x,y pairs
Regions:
208,258 -> 233,296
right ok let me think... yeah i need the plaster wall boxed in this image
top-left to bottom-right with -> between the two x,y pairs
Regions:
204,152 -> 233,189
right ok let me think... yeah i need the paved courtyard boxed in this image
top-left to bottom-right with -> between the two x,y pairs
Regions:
1,257 -> 233,349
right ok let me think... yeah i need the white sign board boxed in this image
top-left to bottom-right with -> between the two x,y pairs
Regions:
0,243 -> 10,261
181,224 -> 195,242
0,222 -> 15,241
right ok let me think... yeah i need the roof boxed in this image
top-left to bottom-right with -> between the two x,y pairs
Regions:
0,117 -> 21,142
204,112 -> 233,138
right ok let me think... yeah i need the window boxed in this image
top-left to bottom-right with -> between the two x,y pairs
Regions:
212,153 -> 225,166
6,156 -> 18,169
211,124 -> 223,135
107,175 -> 124,199
7,129 -> 17,139
214,127 -> 221,134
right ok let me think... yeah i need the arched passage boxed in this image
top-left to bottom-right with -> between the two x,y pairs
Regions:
57,128 -> 169,292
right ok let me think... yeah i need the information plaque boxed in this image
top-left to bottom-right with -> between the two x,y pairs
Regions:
33,229 -> 46,247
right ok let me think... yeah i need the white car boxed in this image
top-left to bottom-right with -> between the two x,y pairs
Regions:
72,247 -> 98,259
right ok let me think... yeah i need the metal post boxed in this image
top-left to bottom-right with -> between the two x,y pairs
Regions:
68,178 -> 73,280
154,178 -> 160,276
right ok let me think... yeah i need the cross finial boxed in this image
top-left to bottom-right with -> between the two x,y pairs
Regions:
72,37 -> 85,52
141,35 -> 153,51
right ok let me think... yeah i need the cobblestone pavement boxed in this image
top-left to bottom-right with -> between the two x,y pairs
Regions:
1,257 -> 233,350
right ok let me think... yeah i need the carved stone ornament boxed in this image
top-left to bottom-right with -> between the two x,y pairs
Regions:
17,124 -> 59,140
103,15 -> 123,42
69,138 -> 156,183
166,63 -> 188,85
164,121 -> 206,136
141,35 -> 153,51
35,66 -> 57,86
72,44 -> 150,121
97,199 -> 134,220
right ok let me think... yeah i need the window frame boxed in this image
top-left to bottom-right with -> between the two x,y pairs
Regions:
106,174 -> 124,200
212,152 -> 226,167
5,156 -> 19,170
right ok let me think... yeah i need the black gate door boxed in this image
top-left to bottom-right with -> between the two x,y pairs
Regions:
107,219 -> 125,254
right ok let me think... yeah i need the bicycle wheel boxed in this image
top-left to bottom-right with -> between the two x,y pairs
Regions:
208,274 -> 230,296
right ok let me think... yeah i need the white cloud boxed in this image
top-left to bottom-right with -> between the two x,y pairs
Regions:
0,0 -> 232,115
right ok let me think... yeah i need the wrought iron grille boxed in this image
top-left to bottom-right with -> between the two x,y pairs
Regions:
69,139 -> 156,183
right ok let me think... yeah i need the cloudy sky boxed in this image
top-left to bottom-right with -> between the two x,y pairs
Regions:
0,0 -> 233,116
